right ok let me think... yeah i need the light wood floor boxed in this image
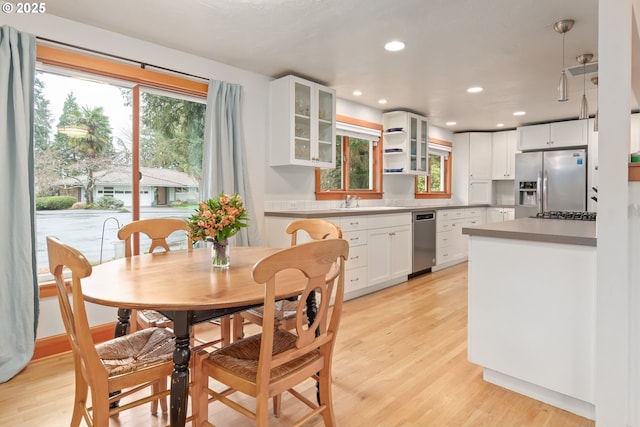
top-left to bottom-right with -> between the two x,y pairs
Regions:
0,262 -> 595,427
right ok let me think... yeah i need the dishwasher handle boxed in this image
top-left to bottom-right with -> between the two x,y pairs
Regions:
414,212 -> 435,221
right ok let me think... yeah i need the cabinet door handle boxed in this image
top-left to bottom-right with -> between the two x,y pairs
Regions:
349,222 -> 359,226
350,277 -> 359,282
389,232 -> 395,236
350,237 -> 359,241
350,255 -> 359,261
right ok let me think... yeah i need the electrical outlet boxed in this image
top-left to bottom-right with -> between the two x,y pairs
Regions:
288,200 -> 297,209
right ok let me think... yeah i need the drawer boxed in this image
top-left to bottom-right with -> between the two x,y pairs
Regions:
437,209 -> 465,220
436,230 -> 453,248
437,218 -> 465,233
345,244 -> 367,270
436,249 -> 453,265
340,216 -> 368,232
344,266 -> 368,294
367,213 -> 411,229
465,208 -> 485,219
465,218 -> 483,227
343,230 -> 367,247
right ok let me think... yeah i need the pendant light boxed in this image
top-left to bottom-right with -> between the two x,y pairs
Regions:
553,19 -> 574,102
577,53 -> 593,120
591,75 -> 598,131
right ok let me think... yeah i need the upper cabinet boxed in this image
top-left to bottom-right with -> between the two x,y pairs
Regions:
517,119 -> 588,151
468,133 -> 492,180
269,75 -> 336,168
382,111 -> 428,175
492,130 -> 517,180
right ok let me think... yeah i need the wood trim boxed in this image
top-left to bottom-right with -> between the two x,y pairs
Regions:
36,45 -> 208,97
630,163 -> 640,181
315,115 -> 383,200
415,137 -> 453,199
32,322 -> 116,361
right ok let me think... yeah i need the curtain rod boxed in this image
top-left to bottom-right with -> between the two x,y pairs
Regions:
36,36 -> 210,83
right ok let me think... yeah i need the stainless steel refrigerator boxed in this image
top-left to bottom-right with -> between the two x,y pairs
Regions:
514,149 -> 587,218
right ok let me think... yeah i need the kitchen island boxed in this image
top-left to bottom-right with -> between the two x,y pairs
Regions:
461,218 -> 596,420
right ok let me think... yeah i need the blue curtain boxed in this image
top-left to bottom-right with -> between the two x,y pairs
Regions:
0,26 -> 37,382
201,80 -> 260,246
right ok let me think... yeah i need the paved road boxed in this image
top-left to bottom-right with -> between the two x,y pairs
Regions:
36,207 -> 195,272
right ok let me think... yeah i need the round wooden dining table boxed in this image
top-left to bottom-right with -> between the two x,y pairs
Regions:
82,246 -> 306,427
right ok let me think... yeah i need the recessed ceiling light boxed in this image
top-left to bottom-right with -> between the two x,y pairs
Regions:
496,123 -> 505,127
378,99 -> 388,104
384,41 -> 405,52
467,87 -> 483,93
353,90 -> 362,96
513,111 -> 526,116
446,121 -> 457,126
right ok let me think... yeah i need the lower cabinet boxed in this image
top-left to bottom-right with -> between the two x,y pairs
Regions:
435,208 -> 485,269
367,224 -> 411,287
486,207 -> 515,223
265,212 -> 412,300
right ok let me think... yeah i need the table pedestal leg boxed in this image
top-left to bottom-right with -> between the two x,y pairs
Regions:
171,313 -> 191,427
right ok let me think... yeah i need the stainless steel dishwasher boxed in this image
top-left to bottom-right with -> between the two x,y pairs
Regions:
411,210 -> 436,276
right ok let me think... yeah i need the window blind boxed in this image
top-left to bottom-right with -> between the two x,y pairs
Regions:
336,122 -> 381,142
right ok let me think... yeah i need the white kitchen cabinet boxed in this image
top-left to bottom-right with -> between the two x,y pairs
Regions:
486,207 -> 515,223
382,111 -> 428,175
468,133 -> 493,180
435,208 -> 485,268
468,180 -> 492,204
492,130 -> 517,180
367,214 -> 411,286
269,75 -> 336,168
517,119 -> 588,151
265,212 -> 411,300
340,216 -> 369,295
454,132 -> 493,204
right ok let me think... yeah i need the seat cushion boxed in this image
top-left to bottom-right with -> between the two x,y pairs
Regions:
247,299 -> 302,321
207,329 -> 320,383
96,327 -> 175,376
138,309 -> 172,327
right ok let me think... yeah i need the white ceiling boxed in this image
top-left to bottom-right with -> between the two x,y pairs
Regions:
43,0 -> 615,132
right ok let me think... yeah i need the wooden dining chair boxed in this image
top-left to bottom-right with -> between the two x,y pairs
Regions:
46,236 -> 175,426
192,238 -> 349,427
118,218 -> 232,347
240,219 -> 343,332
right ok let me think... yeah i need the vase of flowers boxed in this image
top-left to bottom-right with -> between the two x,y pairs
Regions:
187,193 -> 249,268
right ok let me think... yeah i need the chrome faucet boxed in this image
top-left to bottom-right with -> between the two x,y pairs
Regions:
344,194 -> 360,208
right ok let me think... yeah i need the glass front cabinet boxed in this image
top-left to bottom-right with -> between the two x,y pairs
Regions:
382,111 -> 428,175
270,75 -> 336,168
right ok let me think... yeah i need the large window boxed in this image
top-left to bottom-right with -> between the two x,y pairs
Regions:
416,139 -> 452,199
315,116 -> 382,199
34,46 -> 207,279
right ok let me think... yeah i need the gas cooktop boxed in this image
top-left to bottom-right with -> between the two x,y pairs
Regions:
533,211 -> 597,221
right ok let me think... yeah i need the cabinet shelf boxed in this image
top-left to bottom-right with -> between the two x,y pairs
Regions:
382,111 -> 428,175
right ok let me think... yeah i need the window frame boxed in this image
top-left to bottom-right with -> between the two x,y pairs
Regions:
415,137 -> 453,199
35,44 -> 207,281
315,115 -> 383,200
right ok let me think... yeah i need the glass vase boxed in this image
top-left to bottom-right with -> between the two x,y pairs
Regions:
211,238 -> 230,268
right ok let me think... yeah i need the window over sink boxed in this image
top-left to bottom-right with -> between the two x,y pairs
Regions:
315,115 -> 383,200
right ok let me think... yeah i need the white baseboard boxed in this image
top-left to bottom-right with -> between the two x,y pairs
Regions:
483,368 -> 595,421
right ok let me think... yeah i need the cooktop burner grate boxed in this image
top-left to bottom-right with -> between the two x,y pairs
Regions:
533,211 -> 597,221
